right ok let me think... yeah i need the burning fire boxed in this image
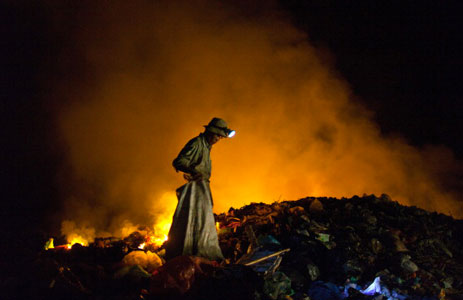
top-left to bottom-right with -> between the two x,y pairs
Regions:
149,234 -> 169,246
138,233 -> 168,250
66,235 -> 89,249
137,217 -> 170,249
130,192 -> 175,250
145,191 -> 176,247
53,192 -> 176,250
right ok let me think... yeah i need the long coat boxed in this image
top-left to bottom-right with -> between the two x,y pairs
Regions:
165,133 -> 224,261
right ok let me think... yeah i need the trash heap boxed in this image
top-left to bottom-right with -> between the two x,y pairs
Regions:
216,194 -> 463,300
4,194 -> 462,300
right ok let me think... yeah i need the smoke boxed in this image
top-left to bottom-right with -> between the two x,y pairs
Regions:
46,0 -> 461,237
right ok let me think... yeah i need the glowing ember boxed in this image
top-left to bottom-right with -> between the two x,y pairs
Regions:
216,221 -> 220,231
138,242 -> 146,249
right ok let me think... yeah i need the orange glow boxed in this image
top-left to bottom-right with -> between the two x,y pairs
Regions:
149,234 -> 168,247
60,220 -> 94,250
54,1 -> 461,242
66,236 -> 88,249
216,221 -> 220,231
152,219 -> 171,246
147,191 -> 176,247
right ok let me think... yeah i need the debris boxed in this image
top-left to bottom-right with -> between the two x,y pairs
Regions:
263,271 -> 293,300
307,281 -> 343,300
149,255 -> 216,296
17,194 -> 463,299
122,250 -> 163,273
114,264 -> 151,280
361,276 -> 381,295
400,255 -> 419,274
307,263 -> 320,281
215,195 -> 463,298
195,263 -> 262,299
308,199 -> 324,213
243,248 -> 291,267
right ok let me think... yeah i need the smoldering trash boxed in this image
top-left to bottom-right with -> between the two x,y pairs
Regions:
4,194 -> 463,300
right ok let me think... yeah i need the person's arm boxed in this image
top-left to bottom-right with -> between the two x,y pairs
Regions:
172,138 -> 200,176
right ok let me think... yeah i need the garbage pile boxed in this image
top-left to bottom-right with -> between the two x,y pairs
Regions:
3,194 -> 462,300
216,194 -> 463,299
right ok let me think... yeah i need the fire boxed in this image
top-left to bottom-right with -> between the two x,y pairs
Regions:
146,192 -> 176,247
149,234 -> 168,246
137,227 -> 168,250
216,221 -> 220,231
66,235 -> 89,249
146,218 -> 170,248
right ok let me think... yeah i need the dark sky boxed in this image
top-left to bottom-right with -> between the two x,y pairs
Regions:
280,1 -> 462,156
1,1 -> 462,232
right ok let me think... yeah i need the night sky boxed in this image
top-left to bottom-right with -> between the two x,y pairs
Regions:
1,1 -> 462,235
281,1 -> 462,155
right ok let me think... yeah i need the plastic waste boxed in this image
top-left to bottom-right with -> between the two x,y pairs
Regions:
263,271 -> 293,300
361,276 -> 381,295
316,233 -> 330,243
122,250 -> 163,273
307,264 -> 320,281
342,259 -> 363,276
257,234 -> 281,247
114,264 -> 151,280
400,255 -> 418,273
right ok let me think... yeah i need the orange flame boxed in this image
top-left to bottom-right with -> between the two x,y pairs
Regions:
149,234 -> 168,247
147,192 -> 176,247
68,236 -> 88,248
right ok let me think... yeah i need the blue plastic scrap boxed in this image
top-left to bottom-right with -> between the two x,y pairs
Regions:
342,277 -> 411,300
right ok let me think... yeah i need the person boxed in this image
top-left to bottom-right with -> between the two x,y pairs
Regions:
165,118 -> 235,261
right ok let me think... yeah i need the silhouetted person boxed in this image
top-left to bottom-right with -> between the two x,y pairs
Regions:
165,118 -> 235,261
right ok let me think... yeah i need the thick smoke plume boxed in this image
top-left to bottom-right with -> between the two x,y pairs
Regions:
47,1 -> 461,237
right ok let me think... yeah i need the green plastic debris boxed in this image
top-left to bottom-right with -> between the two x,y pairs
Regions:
315,233 -> 330,243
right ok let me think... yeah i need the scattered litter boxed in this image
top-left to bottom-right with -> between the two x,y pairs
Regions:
15,194 -> 463,299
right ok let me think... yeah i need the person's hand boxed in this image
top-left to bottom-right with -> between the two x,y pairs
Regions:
191,172 -> 204,181
184,172 -> 204,182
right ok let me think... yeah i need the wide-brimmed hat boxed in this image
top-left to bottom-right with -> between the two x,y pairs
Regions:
204,117 -> 235,137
